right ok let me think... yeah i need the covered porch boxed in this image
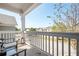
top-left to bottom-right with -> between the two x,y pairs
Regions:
0,3 -> 79,56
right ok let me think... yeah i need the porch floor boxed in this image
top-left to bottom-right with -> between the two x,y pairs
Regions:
17,44 -> 48,56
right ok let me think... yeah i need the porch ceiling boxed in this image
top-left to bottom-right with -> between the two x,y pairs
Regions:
0,3 -> 40,15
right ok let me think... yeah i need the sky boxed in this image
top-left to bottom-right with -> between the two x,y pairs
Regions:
25,3 -> 55,28
0,3 -> 71,29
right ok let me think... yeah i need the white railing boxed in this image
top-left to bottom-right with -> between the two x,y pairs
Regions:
25,31 -> 79,56
0,31 -> 21,43
0,31 -> 22,49
0,31 -> 26,56
0,31 -> 79,56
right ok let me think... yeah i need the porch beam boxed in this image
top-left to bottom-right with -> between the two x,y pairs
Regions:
23,3 -> 41,15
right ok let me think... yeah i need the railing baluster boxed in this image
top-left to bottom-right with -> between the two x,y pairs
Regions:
41,35 -> 43,49
35,34 -> 37,46
6,33 -> 7,43
11,33 -> 12,42
11,33 -> 13,42
56,36 -> 59,56
8,33 -> 9,43
77,39 -> 78,56
33,35 -> 35,46
9,33 -> 12,42
68,38 -> 71,56
10,33 -> 11,42
3,33 -> 4,39
35,35 -> 36,46
37,35 -> 39,47
39,35 -> 41,48
30,35 -> 34,45
13,33 -> 15,42
52,36 -> 54,56
7,33 -> 9,43
45,35 -> 47,52
48,35 -> 50,54
4,33 -> 6,43
43,35 -> 44,50
62,37 -> 64,56
33,35 -> 34,45
37,35 -> 38,47
8,33 -> 9,42
12,33 -> 14,42
39,35 -> 40,48
1,33 -> 3,38
8,33 -> 10,43
9,33 -> 10,42
36,34 -> 38,47
76,38 -> 79,56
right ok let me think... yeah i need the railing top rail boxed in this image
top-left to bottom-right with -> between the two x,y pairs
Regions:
0,31 -> 21,33
26,31 -> 79,39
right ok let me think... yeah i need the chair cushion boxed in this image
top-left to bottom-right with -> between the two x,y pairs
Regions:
4,42 -> 16,48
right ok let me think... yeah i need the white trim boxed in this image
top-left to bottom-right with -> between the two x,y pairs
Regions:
23,3 -> 41,15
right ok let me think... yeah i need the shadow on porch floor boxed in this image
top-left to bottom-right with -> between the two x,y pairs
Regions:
18,44 -> 48,56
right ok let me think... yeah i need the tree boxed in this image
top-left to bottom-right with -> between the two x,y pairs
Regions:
15,27 -> 21,31
29,28 -> 36,32
47,15 -> 67,32
51,22 -> 67,32
47,4 -> 79,32
53,4 -> 79,32
51,24 -> 58,32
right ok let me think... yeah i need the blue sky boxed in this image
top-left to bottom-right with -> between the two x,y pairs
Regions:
26,3 -> 55,28
0,3 -> 71,29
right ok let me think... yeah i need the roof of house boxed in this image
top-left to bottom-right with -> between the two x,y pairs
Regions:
0,13 -> 17,26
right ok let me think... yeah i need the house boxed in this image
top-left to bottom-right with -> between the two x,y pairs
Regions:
0,13 -> 17,31
0,14 -> 17,49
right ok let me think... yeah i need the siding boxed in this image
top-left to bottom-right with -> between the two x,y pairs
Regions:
0,26 -> 15,31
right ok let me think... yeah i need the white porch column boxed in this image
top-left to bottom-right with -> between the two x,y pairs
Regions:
21,14 -> 25,43
21,14 -> 25,32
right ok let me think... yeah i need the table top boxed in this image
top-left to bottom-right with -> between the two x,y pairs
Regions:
6,47 -> 16,56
